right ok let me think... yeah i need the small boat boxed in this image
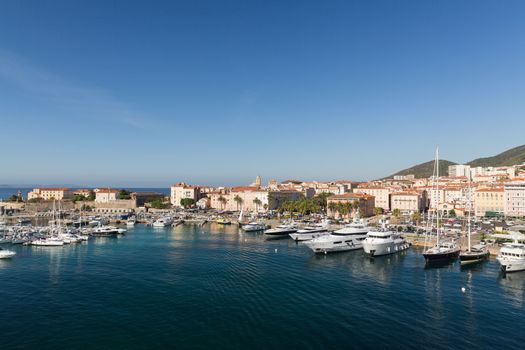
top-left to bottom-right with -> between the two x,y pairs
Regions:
0,247 -> 16,259
216,218 -> 231,225
153,217 -> 173,227
126,217 -> 136,226
241,222 -> 266,232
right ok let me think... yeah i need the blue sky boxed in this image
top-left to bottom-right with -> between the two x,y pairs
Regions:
1,0 -> 524,187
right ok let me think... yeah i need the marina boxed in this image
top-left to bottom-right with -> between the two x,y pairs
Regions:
0,222 -> 524,349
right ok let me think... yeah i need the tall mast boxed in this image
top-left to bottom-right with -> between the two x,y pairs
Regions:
435,146 -> 440,246
467,177 -> 472,252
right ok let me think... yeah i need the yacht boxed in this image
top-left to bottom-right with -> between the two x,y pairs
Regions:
304,220 -> 369,254
264,223 -> 298,239
459,181 -> 489,265
241,222 -> 266,232
0,247 -> 16,259
423,241 -> 460,263
497,233 -> 525,272
422,147 -> 460,263
92,225 -> 125,236
363,230 -> 410,257
153,217 -> 173,227
126,217 -> 137,226
289,227 -> 330,241
31,238 -> 65,246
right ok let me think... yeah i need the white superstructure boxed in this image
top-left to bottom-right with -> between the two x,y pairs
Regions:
363,230 -> 410,257
304,220 -> 368,254
497,233 -> 525,273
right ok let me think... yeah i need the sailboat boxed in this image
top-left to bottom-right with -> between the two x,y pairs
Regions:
423,147 -> 460,263
460,178 -> 489,265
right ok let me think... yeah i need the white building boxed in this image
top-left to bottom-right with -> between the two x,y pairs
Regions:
27,188 -> 72,201
448,164 -> 471,178
354,187 -> 391,211
504,181 -> 525,217
95,189 -> 120,202
170,183 -> 200,207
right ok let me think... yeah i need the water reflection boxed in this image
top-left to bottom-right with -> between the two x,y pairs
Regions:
498,272 -> 525,308
307,249 -> 409,286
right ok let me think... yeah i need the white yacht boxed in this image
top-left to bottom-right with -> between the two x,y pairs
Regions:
497,232 -> 525,272
153,217 -> 173,227
31,238 -> 65,246
0,247 -> 16,259
92,225 -> 125,235
126,217 -> 137,226
264,223 -> 298,238
289,227 -> 330,241
241,222 -> 266,232
304,220 -> 369,254
363,230 -> 410,257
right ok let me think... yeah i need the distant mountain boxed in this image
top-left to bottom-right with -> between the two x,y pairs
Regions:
467,144 -> 525,168
386,144 -> 525,179
388,159 -> 456,179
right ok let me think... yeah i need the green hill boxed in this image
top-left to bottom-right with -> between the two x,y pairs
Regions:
467,144 -> 525,168
385,144 -> 525,179
388,159 -> 456,179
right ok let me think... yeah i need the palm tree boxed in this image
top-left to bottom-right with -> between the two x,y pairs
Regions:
218,195 -> 227,210
374,207 -> 383,216
351,200 -> 360,217
233,195 -> 243,211
337,202 -> 348,219
328,202 -> 338,217
253,197 -> 262,212
411,211 -> 421,224
392,208 -> 401,218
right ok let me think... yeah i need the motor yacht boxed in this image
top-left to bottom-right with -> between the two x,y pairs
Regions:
497,233 -> 525,272
289,227 -> 330,241
0,247 -> 16,259
31,238 -> 65,246
363,230 -> 410,257
241,222 -> 266,232
92,225 -> 124,236
304,220 -> 369,254
153,217 -> 173,227
264,223 -> 298,239
126,217 -> 137,226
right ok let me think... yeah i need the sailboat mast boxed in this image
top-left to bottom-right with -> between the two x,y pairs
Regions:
435,147 -> 440,247
467,177 -> 472,252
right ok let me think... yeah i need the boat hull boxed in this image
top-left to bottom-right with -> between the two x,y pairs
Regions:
459,251 -> 489,265
423,250 -> 459,263
363,241 -> 410,257
497,258 -> 525,273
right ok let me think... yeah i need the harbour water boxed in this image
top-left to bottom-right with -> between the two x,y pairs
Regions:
1,224 -> 524,349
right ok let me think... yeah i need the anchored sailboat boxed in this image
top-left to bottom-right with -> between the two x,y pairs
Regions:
423,147 -> 460,263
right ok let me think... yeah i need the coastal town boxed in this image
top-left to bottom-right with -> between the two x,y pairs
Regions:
2,158 -> 525,266
3,162 -> 524,220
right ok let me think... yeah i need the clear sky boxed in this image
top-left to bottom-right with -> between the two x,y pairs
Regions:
1,0 -> 524,187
